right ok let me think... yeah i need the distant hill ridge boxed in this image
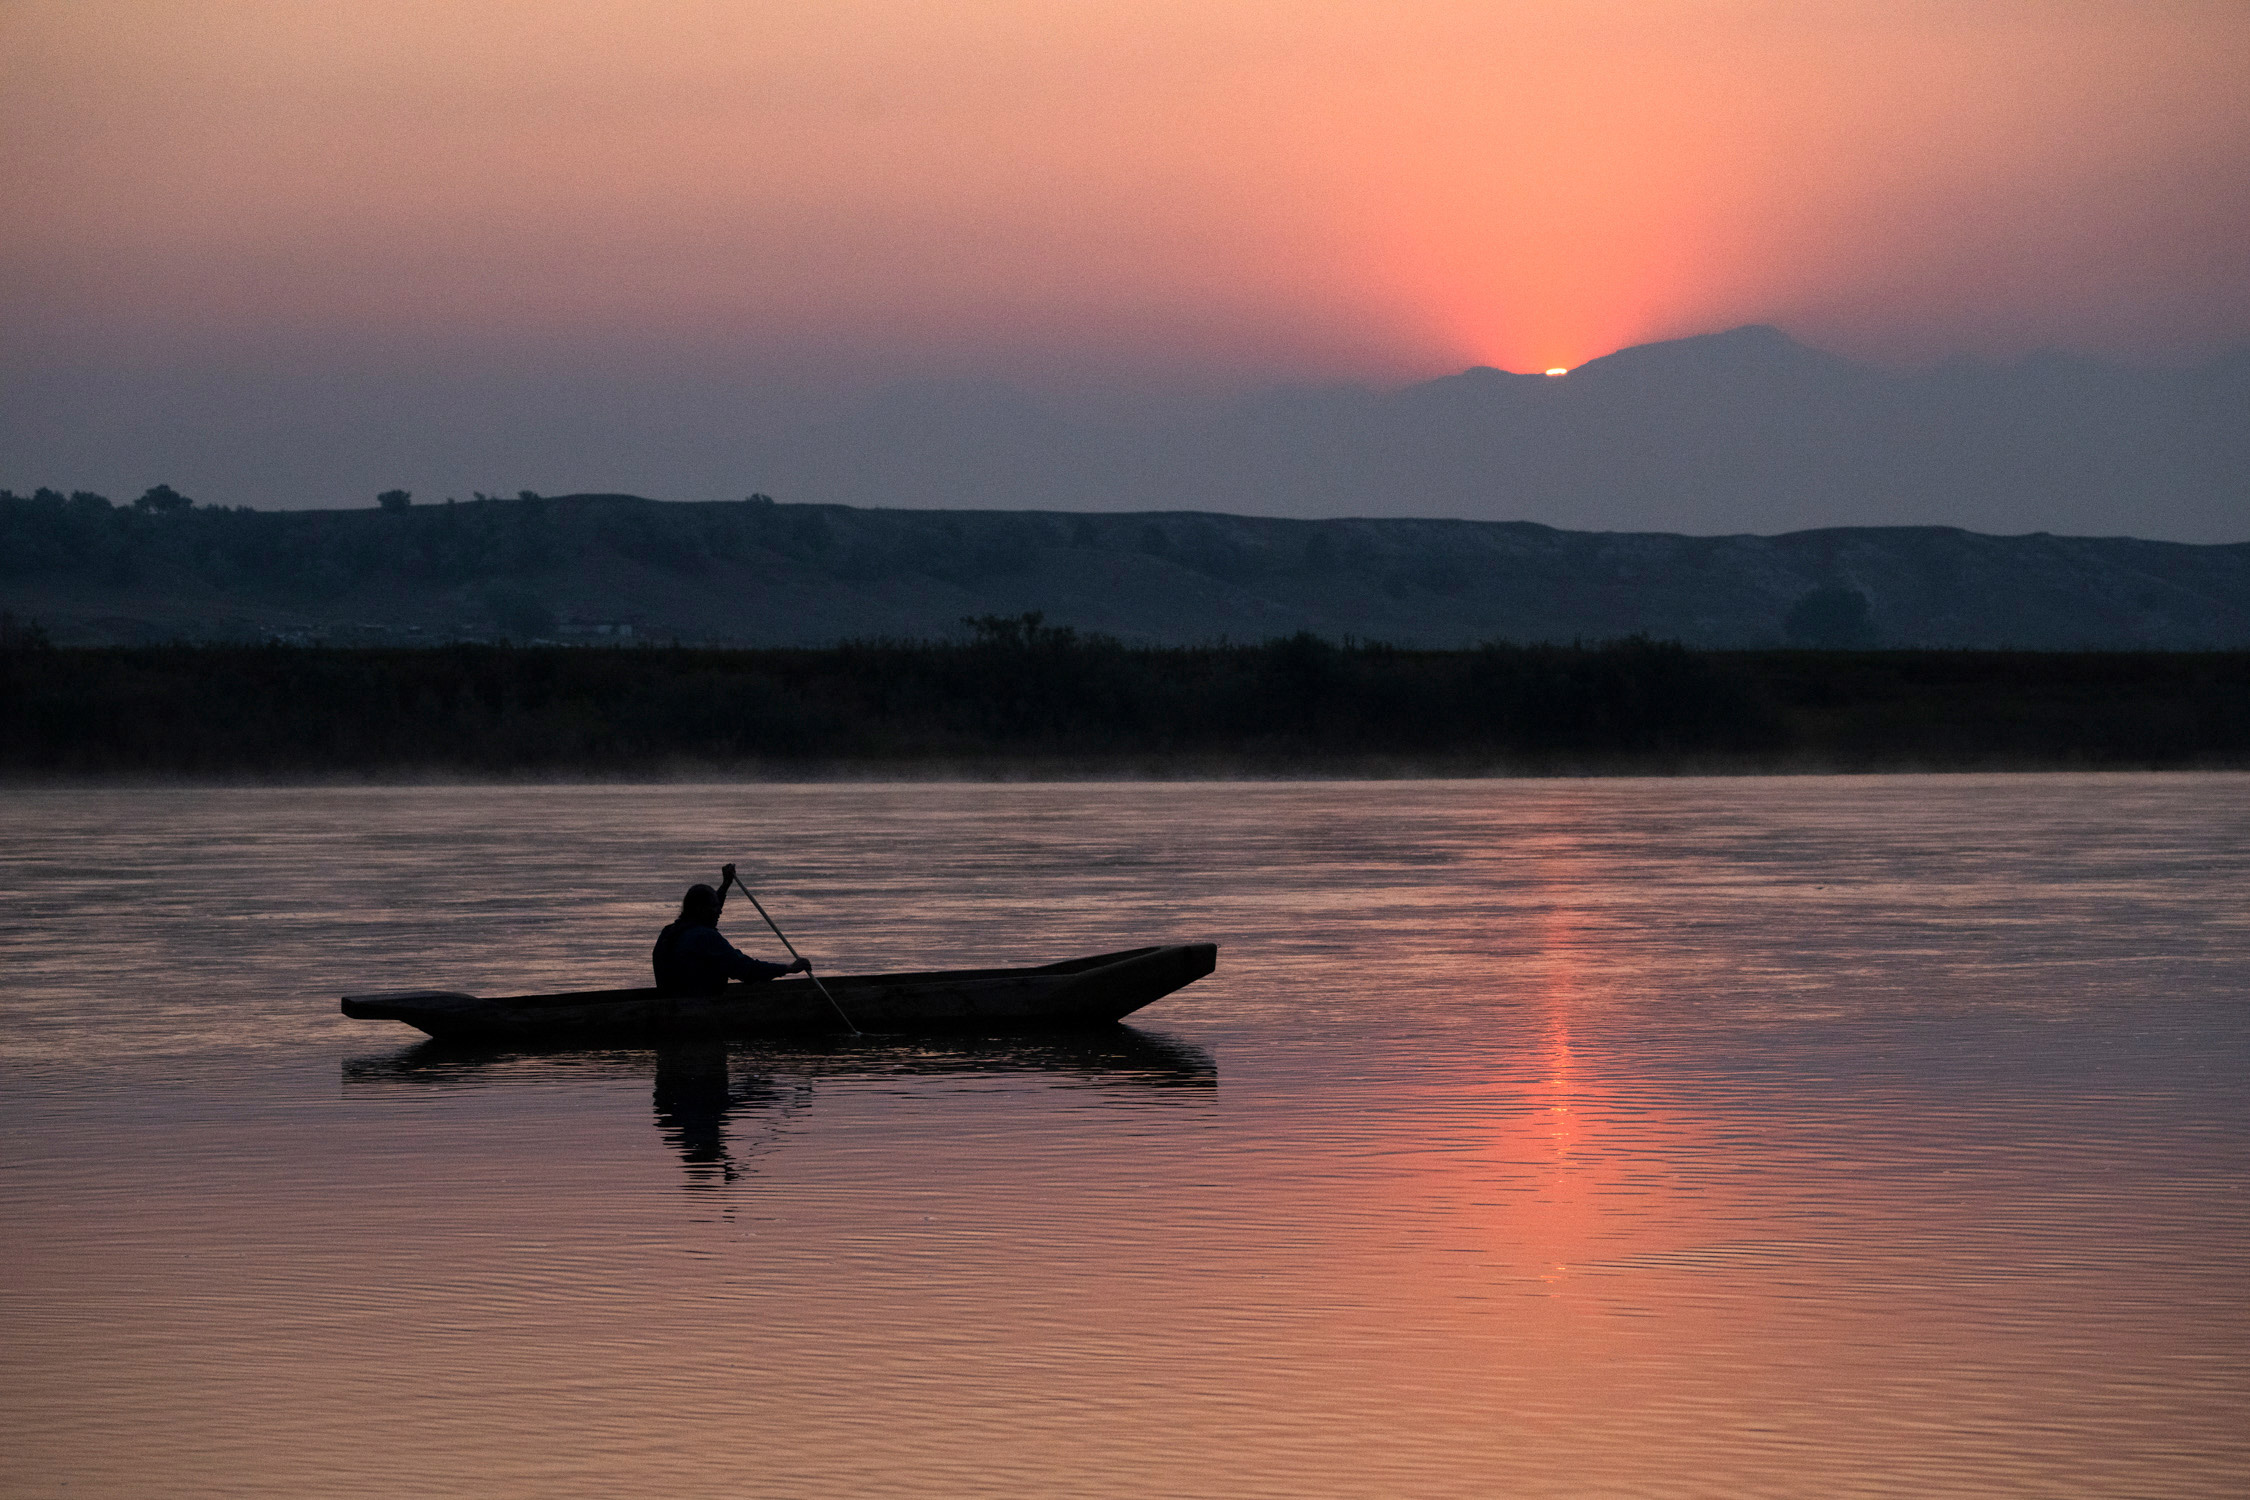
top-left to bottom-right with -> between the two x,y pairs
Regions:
3,489 -> 2246,648
724,323 -> 2249,541
9,324 -> 2245,537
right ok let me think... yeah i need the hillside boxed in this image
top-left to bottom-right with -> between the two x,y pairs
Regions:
4,489 -> 2247,649
741,327 -> 2250,541
17,327 -> 2244,540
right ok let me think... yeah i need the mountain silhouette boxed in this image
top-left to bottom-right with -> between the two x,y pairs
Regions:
738,326 -> 2247,542
7,326 -> 2241,541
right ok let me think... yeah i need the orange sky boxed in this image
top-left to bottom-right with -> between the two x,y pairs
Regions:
4,0 -> 2247,384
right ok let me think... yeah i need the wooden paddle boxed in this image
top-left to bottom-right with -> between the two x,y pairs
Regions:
724,869 -> 861,1035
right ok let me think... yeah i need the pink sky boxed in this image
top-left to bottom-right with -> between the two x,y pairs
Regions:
6,0 -> 2247,390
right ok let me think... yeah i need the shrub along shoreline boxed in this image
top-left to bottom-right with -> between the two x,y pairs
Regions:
4,626 -> 2247,778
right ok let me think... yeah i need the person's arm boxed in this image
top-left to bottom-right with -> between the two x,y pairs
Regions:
746,944 -> 814,977
715,863 -> 736,916
721,946 -> 807,982
691,926 -> 809,983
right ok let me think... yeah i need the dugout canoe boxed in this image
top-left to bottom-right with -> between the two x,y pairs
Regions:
340,942 -> 1216,1042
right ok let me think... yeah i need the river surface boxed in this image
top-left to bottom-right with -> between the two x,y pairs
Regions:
4,776 -> 2246,1497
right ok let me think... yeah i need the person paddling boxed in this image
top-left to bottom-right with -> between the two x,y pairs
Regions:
652,863 -> 810,995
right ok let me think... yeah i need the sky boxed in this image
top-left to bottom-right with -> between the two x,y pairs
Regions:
4,0 -> 2248,513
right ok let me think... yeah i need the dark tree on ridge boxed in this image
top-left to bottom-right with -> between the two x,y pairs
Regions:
134,484 -> 192,514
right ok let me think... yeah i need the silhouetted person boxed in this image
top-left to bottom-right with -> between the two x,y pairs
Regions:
652,863 -> 809,995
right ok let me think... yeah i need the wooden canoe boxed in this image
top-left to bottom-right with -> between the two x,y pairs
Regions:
340,942 -> 1216,1042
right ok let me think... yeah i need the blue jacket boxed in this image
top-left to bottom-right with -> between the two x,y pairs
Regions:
652,921 -> 790,995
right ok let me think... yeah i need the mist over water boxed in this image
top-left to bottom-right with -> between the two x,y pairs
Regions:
4,777 -> 2247,1496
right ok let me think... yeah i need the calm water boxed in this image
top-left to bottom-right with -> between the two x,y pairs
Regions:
3,776 -> 2246,1497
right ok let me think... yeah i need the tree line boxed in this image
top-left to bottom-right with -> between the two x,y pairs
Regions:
4,619 -> 2245,776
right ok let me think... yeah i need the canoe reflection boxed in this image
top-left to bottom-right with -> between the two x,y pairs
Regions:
344,1026 -> 1215,1186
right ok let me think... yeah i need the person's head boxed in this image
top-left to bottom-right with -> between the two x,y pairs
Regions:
678,883 -> 721,925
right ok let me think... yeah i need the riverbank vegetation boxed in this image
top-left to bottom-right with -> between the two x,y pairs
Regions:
4,620 -> 2245,777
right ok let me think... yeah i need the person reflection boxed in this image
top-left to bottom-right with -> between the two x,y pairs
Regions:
651,1040 -> 796,1188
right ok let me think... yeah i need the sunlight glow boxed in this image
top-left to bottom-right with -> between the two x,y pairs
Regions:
3,0 -> 2245,381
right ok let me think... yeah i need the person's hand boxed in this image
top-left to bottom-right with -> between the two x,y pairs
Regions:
720,863 -> 737,888
789,956 -> 811,974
